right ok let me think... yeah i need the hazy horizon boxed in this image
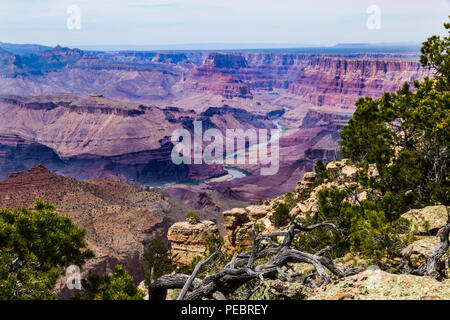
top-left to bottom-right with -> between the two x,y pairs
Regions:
1,0 -> 449,48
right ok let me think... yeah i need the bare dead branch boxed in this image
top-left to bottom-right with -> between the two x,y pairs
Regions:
412,222 -> 450,278
148,274 -> 202,301
149,220 -> 362,300
178,249 -> 221,300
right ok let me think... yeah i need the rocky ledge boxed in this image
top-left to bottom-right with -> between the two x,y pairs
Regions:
310,270 -> 450,300
167,219 -> 219,266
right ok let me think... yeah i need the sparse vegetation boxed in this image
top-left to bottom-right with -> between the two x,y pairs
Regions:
142,240 -> 174,287
74,265 -> 144,300
269,202 -> 290,227
186,211 -> 201,222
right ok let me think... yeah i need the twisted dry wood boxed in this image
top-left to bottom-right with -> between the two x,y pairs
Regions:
412,222 -> 450,278
149,220 -> 363,300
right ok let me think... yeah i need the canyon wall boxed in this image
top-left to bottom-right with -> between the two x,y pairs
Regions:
0,45 -> 431,199
0,93 -> 276,184
0,46 -> 429,109
289,56 -> 429,109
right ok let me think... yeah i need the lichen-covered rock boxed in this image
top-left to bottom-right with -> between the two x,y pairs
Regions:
167,220 -> 219,265
251,280 -> 313,300
310,270 -> 450,300
334,253 -> 370,269
326,159 -> 358,183
401,205 -> 449,235
166,288 -> 181,300
245,205 -> 270,221
223,208 -> 249,228
290,197 -> 318,218
401,236 -> 449,267
289,263 -> 316,277
234,222 -> 255,248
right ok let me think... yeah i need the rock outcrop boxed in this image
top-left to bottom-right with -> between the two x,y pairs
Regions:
167,219 -> 219,265
221,158 -> 370,248
204,53 -> 249,69
400,206 -> 449,273
251,280 -> 313,300
402,236 -> 449,268
222,205 -> 272,248
401,205 -> 449,235
310,269 -> 450,300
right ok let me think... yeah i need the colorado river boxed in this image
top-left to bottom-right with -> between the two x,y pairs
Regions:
157,117 -> 287,186
221,117 -> 286,181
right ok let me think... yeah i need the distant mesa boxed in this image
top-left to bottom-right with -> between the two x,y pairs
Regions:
204,52 -> 249,69
89,92 -> 104,98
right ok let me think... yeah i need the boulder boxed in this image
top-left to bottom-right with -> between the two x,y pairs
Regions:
251,280 -> 313,300
401,236 -> 449,267
167,220 -> 219,266
290,197 -> 318,218
303,172 -> 317,182
245,205 -> 270,221
341,165 -> 358,182
310,269 -> 450,300
325,159 -> 358,183
401,205 -> 449,235
223,208 -> 249,229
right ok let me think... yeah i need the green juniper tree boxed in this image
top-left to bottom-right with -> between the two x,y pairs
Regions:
142,240 -> 174,286
0,200 -> 94,300
74,265 -> 144,300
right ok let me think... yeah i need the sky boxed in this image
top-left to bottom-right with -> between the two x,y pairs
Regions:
0,0 -> 449,48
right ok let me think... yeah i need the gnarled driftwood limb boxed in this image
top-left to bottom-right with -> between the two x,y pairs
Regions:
149,220 -> 361,300
412,222 -> 450,278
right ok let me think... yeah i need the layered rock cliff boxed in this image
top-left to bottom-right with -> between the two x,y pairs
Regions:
167,219 -> 219,265
289,56 -> 430,109
0,45 -> 431,202
0,93 -> 275,184
189,53 -> 253,99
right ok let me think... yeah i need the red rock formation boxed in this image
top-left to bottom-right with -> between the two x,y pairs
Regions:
0,94 -> 280,184
189,53 -> 253,99
204,53 -> 249,69
289,56 -> 430,108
